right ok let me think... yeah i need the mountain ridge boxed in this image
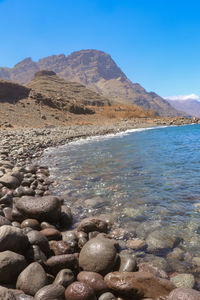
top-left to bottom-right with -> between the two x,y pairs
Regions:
0,49 -> 180,116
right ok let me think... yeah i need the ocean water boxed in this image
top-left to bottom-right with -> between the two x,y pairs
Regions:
41,124 -> 200,263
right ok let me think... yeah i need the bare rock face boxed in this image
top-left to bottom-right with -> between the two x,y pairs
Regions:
14,196 -> 61,223
104,271 -> 175,299
16,262 -> 48,296
79,238 -> 117,275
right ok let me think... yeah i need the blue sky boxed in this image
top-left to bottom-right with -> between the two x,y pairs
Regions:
0,0 -> 200,99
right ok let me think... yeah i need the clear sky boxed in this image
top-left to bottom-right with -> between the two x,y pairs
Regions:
0,0 -> 200,99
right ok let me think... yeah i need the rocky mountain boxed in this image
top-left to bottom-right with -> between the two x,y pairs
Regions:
0,49 -> 180,116
166,98 -> 200,117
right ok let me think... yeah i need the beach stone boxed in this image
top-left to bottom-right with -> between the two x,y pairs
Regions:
136,221 -> 162,239
3,207 -> 13,221
62,231 -> 78,251
0,250 -> 27,283
0,225 -> 29,253
126,239 -> 146,250
138,263 -> 168,279
79,238 -> 117,275
0,174 -> 20,189
16,262 -> 48,296
54,268 -> 75,288
0,215 -> 11,226
49,240 -> 71,255
168,287 -> 200,299
167,248 -> 185,260
14,196 -> 61,223
27,230 -> 50,256
65,281 -> 96,300
118,253 -> 137,272
60,205 -> 73,229
40,228 -> 61,240
34,284 -> 65,300
146,230 -> 179,251
26,245 -> 47,265
46,254 -> 78,275
40,221 -> 56,230
15,294 -> 33,300
104,271 -> 175,298
170,273 -> 195,289
98,292 -> 116,300
0,286 -> 16,300
77,271 -> 108,295
77,217 -> 108,233
21,219 -> 40,230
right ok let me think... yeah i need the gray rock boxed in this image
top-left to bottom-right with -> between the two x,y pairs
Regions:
0,215 -> 11,226
79,237 -> 117,275
170,273 -> 195,289
34,284 -> 65,300
16,262 -> 48,296
168,287 -> 200,299
0,286 -> 16,300
0,225 -> 29,253
98,292 -> 117,300
54,268 -> 75,288
14,196 -> 61,223
0,250 -> 27,283
118,253 -> 137,272
0,174 -> 20,189
146,229 -> 179,251
27,230 -> 50,256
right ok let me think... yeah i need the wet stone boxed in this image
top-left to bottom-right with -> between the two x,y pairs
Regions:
49,240 -> 72,255
40,228 -> 61,241
170,273 -> 195,289
34,284 -> 65,300
54,268 -> 75,288
65,281 -> 96,300
27,230 -> 50,256
98,292 -> 117,300
0,225 -> 29,253
77,271 -> 108,295
77,217 -> 108,234
168,287 -> 200,300
118,253 -> 137,272
21,219 -> 40,230
46,254 -> 78,275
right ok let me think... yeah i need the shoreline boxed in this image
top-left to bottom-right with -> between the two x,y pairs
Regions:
0,118 -> 200,299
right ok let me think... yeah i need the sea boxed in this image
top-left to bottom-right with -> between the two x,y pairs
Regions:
40,124 -> 200,275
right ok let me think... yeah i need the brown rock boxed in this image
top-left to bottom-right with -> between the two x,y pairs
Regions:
49,240 -> 71,255
54,268 -> 75,288
16,262 -> 48,296
27,230 -> 50,256
0,174 -> 20,189
65,281 -> 96,300
40,228 -> 61,241
46,254 -> 78,275
0,215 -> 11,226
79,238 -> 117,275
77,218 -> 108,233
77,271 -> 108,295
0,286 -> 16,300
126,239 -> 146,250
21,219 -> 40,230
0,225 -> 29,253
138,263 -> 168,279
104,272 -> 175,298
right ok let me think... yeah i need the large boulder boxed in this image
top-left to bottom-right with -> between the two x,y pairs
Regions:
79,238 -> 117,275
16,262 -> 48,296
0,250 -> 27,283
168,287 -> 200,299
14,196 -> 61,223
104,271 -> 175,298
0,225 -> 29,253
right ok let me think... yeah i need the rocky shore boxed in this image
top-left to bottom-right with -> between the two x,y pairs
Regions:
0,119 -> 200,300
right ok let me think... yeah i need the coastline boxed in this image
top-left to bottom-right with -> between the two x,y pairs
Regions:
0,118 -> 200,298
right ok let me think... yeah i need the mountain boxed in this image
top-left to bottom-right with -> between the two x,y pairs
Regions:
166,98 -> 200,117
0,49 -> 180,116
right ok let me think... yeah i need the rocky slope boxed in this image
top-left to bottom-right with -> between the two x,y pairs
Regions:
0,50 -> 180,116
166,98 -> 200,117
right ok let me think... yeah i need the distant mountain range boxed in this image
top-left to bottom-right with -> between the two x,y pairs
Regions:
0,49 -> 180,116
166,97 -> 200,117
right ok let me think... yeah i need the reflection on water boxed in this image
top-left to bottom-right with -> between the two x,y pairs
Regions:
41,124 -> 200,258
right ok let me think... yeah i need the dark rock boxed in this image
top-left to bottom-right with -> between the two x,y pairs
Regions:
16,262 -> 48,296
0,225 -> 29,253
54,268 -> 75,288
77,217 -> 108,233
60,205 -> 73,229
168,287 -> 200,299
26,245 -> 47,265
34,284 -> 65,300
14,196 -> 61,223
79,237 -> 117,275
0,250 -> 27,283
62,231 -> 78,251
77,271 -> 108,295
46,254 -> 78,275
104,271 -> 175,298
65,281 -> 96,300
27,230 -> 50,256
